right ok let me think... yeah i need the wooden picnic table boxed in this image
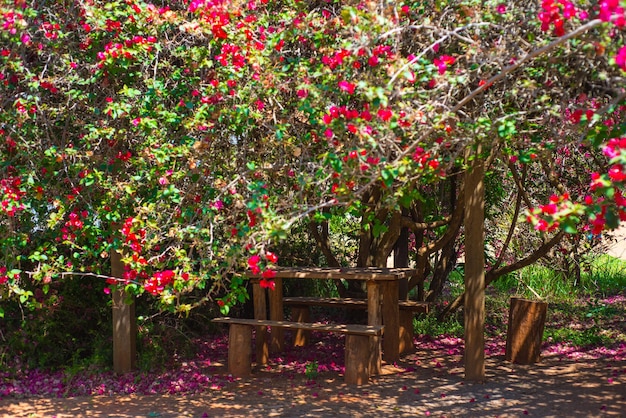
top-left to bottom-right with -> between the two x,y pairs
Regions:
248,266 -> 419,370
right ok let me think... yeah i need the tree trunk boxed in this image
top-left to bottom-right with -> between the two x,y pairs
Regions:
463,149 -> 485,382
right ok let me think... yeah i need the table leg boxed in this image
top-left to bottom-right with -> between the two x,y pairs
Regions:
252,282 -> 268,365
268,277 -> 285,353
382,280 -> 400,363
366,281 -> 382,374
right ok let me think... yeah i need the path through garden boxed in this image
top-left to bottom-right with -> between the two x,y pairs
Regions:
1,328 -> 625,417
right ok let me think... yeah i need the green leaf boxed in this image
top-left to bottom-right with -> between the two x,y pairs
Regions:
562,220 -> 578,234
497,120 -> 517,139
381,168 -> 397,187
219,304 -> 230,316
372,220 -> 388,237
605,208 -> 619,230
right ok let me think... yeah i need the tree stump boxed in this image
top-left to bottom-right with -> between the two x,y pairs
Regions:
505,297 -> 548,364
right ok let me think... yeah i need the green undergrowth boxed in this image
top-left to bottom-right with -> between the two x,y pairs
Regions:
415,254 -> 626,347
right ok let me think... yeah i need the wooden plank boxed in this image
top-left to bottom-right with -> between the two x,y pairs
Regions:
284,297 -> 368,307
268,277 -> 284,353
283,296 -> 429,312
211,317 -> 384,337
464,149 -> 486,382
252,282 -> 269,365
111,249 -> 136,374
382,280 -> 400,363
228,324 -> 252,376
248,267 -> 416,281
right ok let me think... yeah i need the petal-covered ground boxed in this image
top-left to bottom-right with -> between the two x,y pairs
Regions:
1,295 -> 625,417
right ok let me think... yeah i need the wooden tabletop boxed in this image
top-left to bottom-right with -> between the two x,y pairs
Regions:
248,266 -> 417,281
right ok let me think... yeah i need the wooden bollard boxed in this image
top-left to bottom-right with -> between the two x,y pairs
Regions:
111,249 -> 136,373
505,297 -> 548,364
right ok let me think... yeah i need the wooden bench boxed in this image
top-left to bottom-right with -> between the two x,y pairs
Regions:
212,317 -> 384,385
283,296 -> 429,353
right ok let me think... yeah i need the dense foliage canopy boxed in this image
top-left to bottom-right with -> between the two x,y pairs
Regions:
0,0 -> 625,316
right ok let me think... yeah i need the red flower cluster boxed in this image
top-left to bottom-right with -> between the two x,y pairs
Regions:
433,55 -> 455,74
616,46 -> 626,71
247,252 -> 277,290
96,36 -> 156,67
60,210 -> 88,242
1,176 -> 26,216
215,43 -> 246,68
0,266 -> 18,285
412,147 -> 441,171
144,270 -> 175,295
120,217 -> 145,253
322,49 -> 352,70
602,137 -> 626,183
598,0 -> 625,25
538,0 -> 582,36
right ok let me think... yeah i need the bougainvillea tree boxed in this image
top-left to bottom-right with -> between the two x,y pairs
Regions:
0,0 -> 624,317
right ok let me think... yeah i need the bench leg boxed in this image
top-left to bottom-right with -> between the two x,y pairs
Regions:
268,278 -> 285,353
252,282 -> 269,365
345,334 -> 378,385
399,310 -> 415,354
291,306 -> 311,347
228,324 -> 252,376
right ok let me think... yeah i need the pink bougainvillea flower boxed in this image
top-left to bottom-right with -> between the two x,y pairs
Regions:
377,108 -> 393,122
266,251 -> 278,263
616,46 -> 626,71
259,278 -> 275,290
338,80 -> 356,94
261,269 -> 276,279
248,254 -> 261,268
433,55 -> 456,74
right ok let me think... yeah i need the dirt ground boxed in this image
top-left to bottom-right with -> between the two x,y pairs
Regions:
2,231 -> 625,417
1,344 -> 624,418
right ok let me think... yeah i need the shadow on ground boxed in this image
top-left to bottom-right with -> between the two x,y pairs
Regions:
1,338 -> 624,417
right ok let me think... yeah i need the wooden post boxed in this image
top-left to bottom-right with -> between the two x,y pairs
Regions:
228,324 -> 252,376
381,280 -> 400,363
399,310 -> 414,354
252,282 -> 269,365
268,277 -> 284,353
344,334 -> 371,385
366,281 -> 382,374
505,298 -> 548,364
291,306 -> 311,347
394,217 -> 410,300
111,249 -> 136,374
464,147 -> 486,382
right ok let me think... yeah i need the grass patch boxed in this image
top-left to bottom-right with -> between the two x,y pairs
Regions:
417,254 -> 626,348
414,311 -> 464,338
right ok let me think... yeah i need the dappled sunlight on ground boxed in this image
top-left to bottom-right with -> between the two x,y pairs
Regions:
1,328 -> 624,417
1,295 -> 624,416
